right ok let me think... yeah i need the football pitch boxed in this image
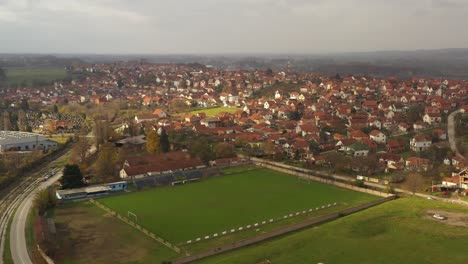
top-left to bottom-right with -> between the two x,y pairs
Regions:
180,106 -> 240,117
99,167 -> 378,244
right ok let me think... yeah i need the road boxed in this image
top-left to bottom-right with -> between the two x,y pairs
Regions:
10,171 -> 63,264
447,110 -> 465,160
0,149 -> 70,264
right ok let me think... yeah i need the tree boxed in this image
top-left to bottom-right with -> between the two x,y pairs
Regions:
213,142 -> 236,159
146,130 -> 160,153
287,110 -> 301,121
20,98 -> 29,110
189,138 -> 214,163
266,68 -> 273,76
3,112 -> 11,131
405,105 -> 422,124
159,128 -> 170,153
34,188 -> 57,215
0,67 -> 6,88
95,142 -> 119,182
326,152 -> 352,173
93,119 -> 110,147
17,110 -> 27,131
60,164 -> 84,189
0,67 -> 6,80
71,138 -> 90,164
117,79 -> 125,88
309,140 -> 320,155
262,141 -> 276,156
404,173 -> 425,194
352,155 -> 380,175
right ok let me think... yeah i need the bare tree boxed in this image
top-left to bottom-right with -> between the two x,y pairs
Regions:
405,173 -> 425,194
71,138 -> 90,164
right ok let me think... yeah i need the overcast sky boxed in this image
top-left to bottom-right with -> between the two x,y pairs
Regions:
1,0 -> 467,54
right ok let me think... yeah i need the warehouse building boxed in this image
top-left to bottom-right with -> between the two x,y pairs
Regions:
0,131 -> 57,152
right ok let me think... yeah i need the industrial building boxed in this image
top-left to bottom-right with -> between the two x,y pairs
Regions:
0,131 -> 57,152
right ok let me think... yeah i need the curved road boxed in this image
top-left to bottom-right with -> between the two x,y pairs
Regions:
10,171 -> 63,264
0,149 -> 70,264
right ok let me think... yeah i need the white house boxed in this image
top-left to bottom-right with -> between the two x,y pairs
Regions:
423,113 -> 442,125
410,135 -> 432,152
369,130 -> 387,144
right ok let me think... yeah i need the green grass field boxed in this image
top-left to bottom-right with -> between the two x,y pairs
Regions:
99,168 -> 378,244
5,67 -> 67,87
197,197 -> 468,264
181,106 -> 240,117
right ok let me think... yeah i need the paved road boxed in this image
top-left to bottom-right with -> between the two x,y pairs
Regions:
10,171 -> 63,264
0,149 -> 70,264
447,110 -> 465,160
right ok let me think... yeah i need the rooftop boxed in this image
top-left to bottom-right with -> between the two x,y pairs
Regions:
0,131 -> 44,141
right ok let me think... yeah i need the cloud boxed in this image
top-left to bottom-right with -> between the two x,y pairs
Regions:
0,0 -> 467,53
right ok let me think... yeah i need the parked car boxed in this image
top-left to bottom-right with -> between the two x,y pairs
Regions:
433,214 -> 447,220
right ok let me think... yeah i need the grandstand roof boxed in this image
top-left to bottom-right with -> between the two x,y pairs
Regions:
123,151 -> 205,177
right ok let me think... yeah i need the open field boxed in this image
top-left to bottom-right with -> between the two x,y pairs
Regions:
99,167 -> 378,245
196,197 -> 468,264
178,106 -> 240,117
52,201 -> 178,264
5,67 -> 67,87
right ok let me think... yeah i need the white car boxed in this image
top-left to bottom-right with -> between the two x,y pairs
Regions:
433,214 -> 447,220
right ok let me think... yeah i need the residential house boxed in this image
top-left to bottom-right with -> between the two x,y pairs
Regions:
369,130 -> 387,144
152,109 -> 167,118
410,134 -> 432,152
423,113 -> 442,125
387,139 -> 406,153
348,142 -> 369,157
406,157 -> 432,172
200,117 -> 221,128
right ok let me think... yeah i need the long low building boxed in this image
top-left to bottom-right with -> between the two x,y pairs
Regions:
0,131 -> 57,152
120,151 -> 206,179
56,181 -> 128,200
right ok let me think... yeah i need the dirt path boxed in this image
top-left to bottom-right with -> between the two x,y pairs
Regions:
425,209 -> 468,227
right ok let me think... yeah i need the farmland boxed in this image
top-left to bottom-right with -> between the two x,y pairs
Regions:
197,197 -> 468,264
4,67 -> 67,87
99,167 -> 378,247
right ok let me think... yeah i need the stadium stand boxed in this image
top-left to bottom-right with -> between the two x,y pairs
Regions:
134,177 -> 156,190
184,170 -> 203,179
156,175 -> 176,185
172,171 -> 186,179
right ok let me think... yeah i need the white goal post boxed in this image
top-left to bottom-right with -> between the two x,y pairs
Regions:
128,211 -> 138,223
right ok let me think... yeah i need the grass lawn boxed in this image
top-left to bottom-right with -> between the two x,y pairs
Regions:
197,197 -> 468,264
52,201 -> 178,264
47,136 -> 70,145
5,67 -> 67,86
178,106 -> 240,117
99,168 -> 378,244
